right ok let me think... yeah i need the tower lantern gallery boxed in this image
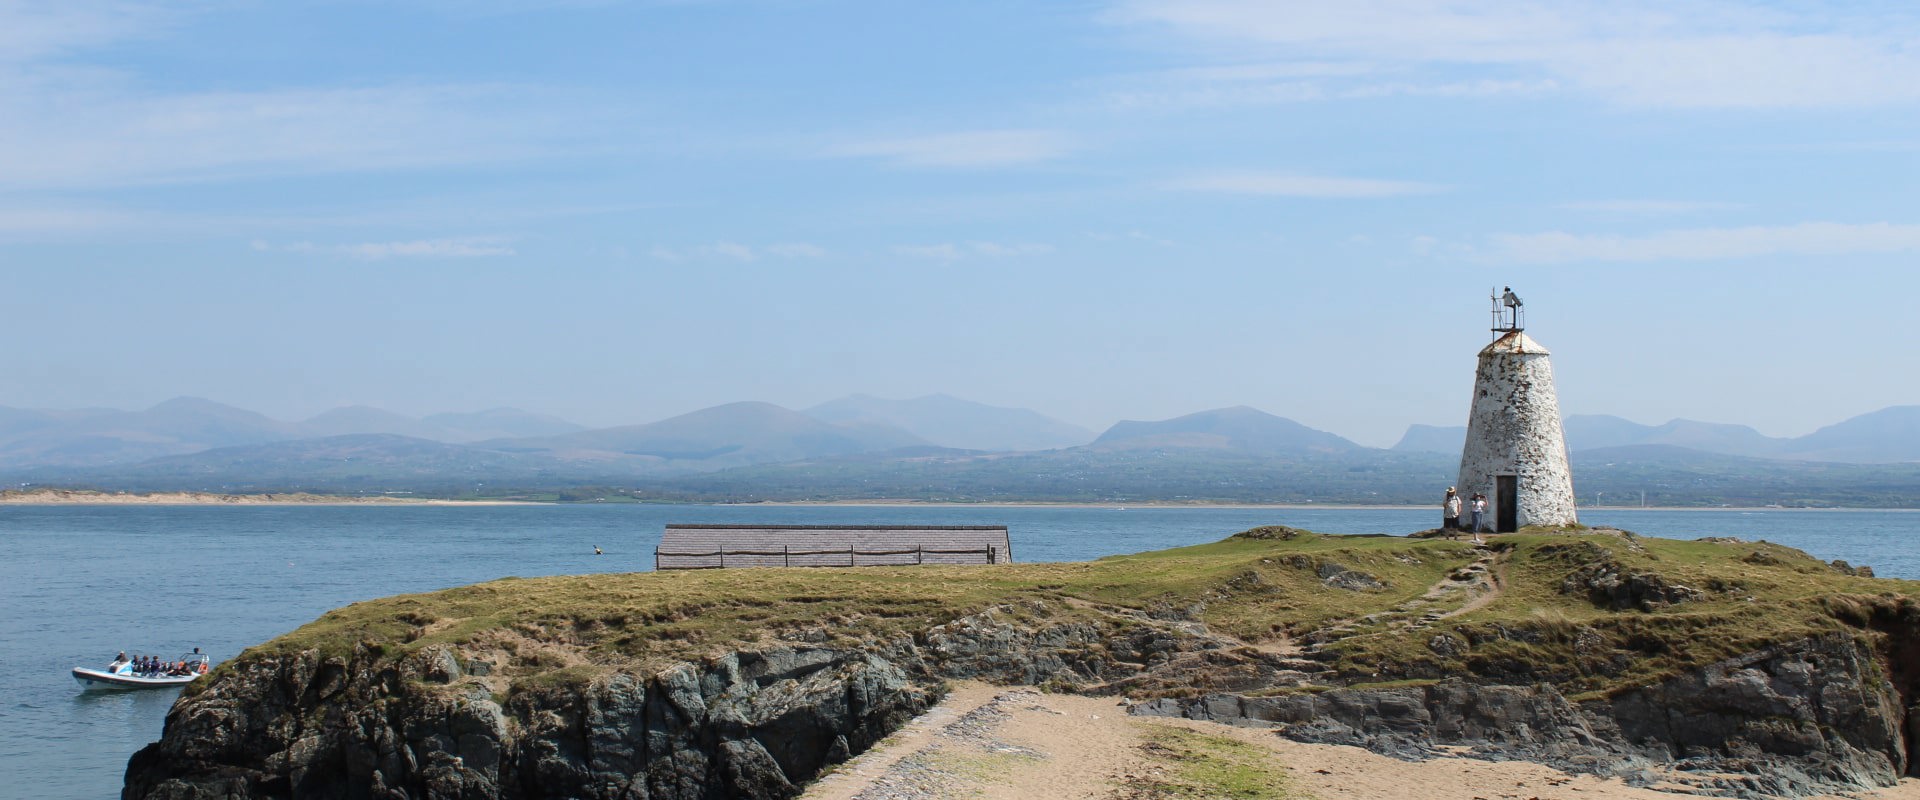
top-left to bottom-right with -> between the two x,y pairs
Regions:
1455,288 -> 1578,532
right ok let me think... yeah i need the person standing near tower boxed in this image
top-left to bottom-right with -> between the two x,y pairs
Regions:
1442,487 -> 1462,537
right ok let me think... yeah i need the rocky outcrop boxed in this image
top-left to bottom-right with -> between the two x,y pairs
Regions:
125,645 -> 934,800
1560,558 -> 1704,611
123,560 -> 1920,800
125,602 -> 1299,800
1137,634 -> 1907,799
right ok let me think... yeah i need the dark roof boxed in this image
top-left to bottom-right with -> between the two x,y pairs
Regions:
657,524 -> 1012,569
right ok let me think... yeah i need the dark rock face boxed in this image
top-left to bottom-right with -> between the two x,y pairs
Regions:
125,646 -> 934,800
125,603 -> 1296,800
1560,558 -> 1704,611
1137,635 -> 1907,799
125,600 -> 1920,800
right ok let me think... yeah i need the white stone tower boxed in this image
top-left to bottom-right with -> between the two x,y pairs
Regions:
1456,288 -> 1578,531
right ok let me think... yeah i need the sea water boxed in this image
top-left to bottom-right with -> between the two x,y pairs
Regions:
1,504 -> 1913,799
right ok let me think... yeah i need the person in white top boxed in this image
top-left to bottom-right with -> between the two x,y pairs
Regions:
1442,488 -> 1462,538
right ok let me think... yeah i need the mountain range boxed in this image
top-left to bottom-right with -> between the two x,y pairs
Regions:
1391,407 -> 1920,464
805,394 -> 1093,452
5,396 -> 1918,506
0,398 -> 585,467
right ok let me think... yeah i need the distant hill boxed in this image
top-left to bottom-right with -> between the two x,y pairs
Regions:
1389,408 -> 1920,464
1092,406 -> 1362,455
1782,406 -> 1920,463
486,401 -> 930,472
1391,424 -> 1465,455
299,406 -> 586,443
0,397 -> 295,467
1563,415 -> 1784,457
804,394 -> 1093,452
92,434 -> 579,492
422,408 -> 584,442
299,406 -> 438,440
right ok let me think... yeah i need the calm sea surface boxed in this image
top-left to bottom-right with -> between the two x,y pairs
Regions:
2,504 -> 1915,799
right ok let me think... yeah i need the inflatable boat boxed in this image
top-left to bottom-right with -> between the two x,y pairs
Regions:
73,652 -> 210,689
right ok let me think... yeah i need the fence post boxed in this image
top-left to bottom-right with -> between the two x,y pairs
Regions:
784,545 -> 790,568
988,546 -> 996,564
848,546 -> 856,567
719,548 -> 725,569
916,545 -> 923,565
654,549 -> 659,571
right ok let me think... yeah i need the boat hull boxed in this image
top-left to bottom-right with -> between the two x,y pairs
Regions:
72,667 -> 197,689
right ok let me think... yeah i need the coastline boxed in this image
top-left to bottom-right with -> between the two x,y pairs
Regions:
0,490 -> 543,506
1,490 -> 1909,511
742,499 -> 1918,512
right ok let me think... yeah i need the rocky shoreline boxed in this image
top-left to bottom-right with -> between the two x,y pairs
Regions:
123,528 -> 1920,799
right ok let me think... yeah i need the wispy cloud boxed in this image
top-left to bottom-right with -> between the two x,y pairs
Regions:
1168,171 -> 1443,198
0,2 -> 170,63
0,200 -> 663,243
893,241 -> 1056,261
1109,0 -> 1920,109
1487,222 -> 1920,263
0,79 -> 624,190
763,242 -> 828,258
1559,199 -> 1745,214
1088,230 -> 1175,246
0,3 -> 631,191
254,237 -> 517,260
835,130 -> 1074,168
1105,69 -> 1556,111
648,242 -> 828,262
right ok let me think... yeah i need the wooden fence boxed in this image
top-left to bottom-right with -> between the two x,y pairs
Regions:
654,544 -> 1002,570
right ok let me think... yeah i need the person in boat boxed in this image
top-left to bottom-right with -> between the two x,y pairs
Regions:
110,652 -> 130,674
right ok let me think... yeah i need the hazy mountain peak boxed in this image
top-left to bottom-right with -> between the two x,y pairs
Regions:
1095,406 -> 1362,454
804,393 -> 1094,452
421,408 -> 583,442
146,396 -> 269,418
1786,405 -> 1920,463
300,406 -> 431,439
1391,423 -> 1466,454
480,400 -> 929,472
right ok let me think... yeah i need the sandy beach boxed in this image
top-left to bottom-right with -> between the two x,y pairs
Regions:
804,682 -> 1920,800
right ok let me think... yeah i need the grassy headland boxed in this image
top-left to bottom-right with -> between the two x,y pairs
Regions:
231,526 -> 1916,703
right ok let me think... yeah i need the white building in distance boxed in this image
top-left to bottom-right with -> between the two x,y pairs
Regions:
1456,288 -> 1578,531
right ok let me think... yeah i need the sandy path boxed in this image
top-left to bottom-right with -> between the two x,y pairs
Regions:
803,682 -> 1920,800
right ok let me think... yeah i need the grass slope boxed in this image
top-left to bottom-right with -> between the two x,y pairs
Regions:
232,527 -> 1919,703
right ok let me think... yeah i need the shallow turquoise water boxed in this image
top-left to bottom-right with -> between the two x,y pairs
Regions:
0,504 -> 1913,799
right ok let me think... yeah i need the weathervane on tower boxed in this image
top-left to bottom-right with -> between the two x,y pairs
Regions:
1491,286 -> 1525,337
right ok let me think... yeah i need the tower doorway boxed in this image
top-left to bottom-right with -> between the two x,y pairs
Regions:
1496,475 -> 1518,532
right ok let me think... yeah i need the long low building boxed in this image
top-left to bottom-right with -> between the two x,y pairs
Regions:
655,524 -> 1013,570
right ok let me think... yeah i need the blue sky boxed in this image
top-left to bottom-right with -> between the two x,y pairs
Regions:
2,0 -> 1917,446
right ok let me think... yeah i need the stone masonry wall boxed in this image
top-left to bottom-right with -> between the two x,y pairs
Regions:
1456,332 -> 1578,528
